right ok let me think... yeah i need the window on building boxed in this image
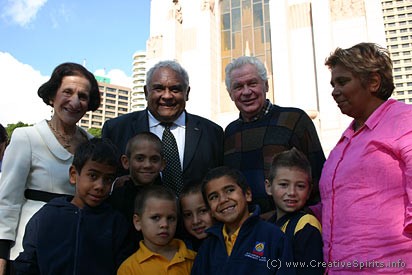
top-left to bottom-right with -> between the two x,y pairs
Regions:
232,0 -> 240,8
253,3 -> 263,27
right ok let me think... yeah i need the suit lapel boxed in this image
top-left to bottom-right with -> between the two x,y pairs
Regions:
183,113 -> 201,171
132,110 -> 150,134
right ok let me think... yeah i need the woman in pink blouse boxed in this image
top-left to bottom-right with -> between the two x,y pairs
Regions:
318,42 -> 412,274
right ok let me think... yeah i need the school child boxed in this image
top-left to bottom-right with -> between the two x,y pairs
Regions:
265,148 -> 323,275
14,138 -> 133,275
109,132 -> 165,246
117,185 -> 196,275
191,166 -> 295,275
179,182 -> 214,251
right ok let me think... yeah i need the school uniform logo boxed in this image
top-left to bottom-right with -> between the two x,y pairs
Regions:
252,241 -> 265,256
245,241 -> 267,261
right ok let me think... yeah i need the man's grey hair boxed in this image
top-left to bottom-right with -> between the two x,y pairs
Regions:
146,60 -> 190,91
225,56 -> 268,91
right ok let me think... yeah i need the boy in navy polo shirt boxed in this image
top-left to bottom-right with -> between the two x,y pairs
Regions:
191,166 -> 295,275
14,138 -> 133,274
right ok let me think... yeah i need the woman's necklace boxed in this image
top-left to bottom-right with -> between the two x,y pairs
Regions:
47,120 -> 76,149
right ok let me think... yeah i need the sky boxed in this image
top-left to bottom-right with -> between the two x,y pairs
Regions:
0,0 -> 151,125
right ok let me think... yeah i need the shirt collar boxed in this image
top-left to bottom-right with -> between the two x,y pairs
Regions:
238,99 -> 272,122
147,109 -> 186,128
136,239 -> 195,263
222,224 -> 241,241
364,99 -> 395,129
342,99 -> 395,138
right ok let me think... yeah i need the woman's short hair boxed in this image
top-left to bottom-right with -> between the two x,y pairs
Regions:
38,62 -> 101,111
325,42 -> 395,100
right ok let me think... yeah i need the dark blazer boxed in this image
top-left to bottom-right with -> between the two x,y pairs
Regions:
102,109 -> 224,187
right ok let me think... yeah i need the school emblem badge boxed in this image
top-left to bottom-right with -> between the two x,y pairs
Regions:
252,241 -> 265,256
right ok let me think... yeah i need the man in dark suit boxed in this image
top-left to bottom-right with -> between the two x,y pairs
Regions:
102,60 -> 224,195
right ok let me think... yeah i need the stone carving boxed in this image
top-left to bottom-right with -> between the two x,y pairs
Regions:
330,0 -> 365,20
173,0 -> 183,24
201,0 -> 215,14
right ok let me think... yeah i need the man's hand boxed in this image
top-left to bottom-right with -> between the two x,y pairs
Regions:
110,175 -> 131,194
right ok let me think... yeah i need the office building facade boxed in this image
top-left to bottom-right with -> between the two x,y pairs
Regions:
131,51 -> 147,111
144,0 -> 387,154
382,0 -> 412,104
79,80 -> 131,129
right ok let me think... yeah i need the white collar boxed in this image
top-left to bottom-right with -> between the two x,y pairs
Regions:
147,110 -> 186,128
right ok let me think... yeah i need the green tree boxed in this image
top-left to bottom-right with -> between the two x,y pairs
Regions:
87,127 -> 102,138
6,122 -> 31,139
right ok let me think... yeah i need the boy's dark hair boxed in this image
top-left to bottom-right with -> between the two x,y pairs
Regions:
134,185 -> 177,216
201,166 -> 250,206
125,131 -> 163,157
72,138 -> 121,174
179,181 -> 202,198
267,147 -> 312,183
179,181 -> 208,211
0,123 -> 7,144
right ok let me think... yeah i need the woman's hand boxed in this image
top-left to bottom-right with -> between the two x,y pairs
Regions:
0,258 -> 7,275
